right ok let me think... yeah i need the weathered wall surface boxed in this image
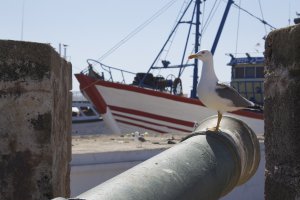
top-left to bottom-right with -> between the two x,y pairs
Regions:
264,24 -> 300,199
0,40 -> 72,200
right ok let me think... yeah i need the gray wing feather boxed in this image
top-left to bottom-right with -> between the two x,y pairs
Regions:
215,83 -> 253,108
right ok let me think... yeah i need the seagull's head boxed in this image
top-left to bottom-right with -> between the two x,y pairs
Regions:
188,50 -> 213,62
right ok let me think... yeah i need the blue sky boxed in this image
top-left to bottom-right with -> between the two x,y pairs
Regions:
1,0 -> 299,94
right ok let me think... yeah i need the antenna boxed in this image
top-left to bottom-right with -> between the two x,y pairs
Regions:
288,0 -> 291,25
59,43 -> 62,57
63,44 -> 68,59
21,0 -> 26,40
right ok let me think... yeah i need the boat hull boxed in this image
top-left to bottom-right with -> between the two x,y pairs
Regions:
75,74 -> 264,135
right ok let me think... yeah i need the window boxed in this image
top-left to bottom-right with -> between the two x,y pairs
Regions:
235,67 -> 244,78
245,67 -> 255,78
238,81 -> 246,93
256,67 -> 264,78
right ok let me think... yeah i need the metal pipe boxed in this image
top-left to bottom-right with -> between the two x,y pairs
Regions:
55,116 -> 260,200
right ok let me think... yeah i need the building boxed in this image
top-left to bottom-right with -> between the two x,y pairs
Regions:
227,55 -> 264,105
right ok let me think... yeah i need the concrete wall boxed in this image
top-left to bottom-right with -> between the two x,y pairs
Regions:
0,40 -> 72,200
264,24 -> 300,199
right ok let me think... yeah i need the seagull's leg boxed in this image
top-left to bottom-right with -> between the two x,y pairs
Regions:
215,111 -> 222,131
207,112 -> 222,132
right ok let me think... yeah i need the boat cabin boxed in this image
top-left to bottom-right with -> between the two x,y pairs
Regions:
227,55 -> 264,105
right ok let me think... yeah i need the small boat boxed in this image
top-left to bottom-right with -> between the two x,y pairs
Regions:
72,91 -> 102,123
75,0 -> 266,135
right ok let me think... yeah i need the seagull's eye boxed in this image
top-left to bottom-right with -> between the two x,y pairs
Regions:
201,52 -> 205,54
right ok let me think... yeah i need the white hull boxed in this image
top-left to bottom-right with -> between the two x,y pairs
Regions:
76,74 -> 264,135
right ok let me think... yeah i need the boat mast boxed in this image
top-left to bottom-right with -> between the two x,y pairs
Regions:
190,0 -> 201,98
191,0 -> 233,98
139,0 -> 194,88
211,0 -> 234,55
140,0 -> 233,98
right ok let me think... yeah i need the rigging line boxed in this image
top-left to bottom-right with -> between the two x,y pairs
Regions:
257,0 -> 267,34
97,0 -> 178,62
201,0 -> 219,32
178,1 -> 197,78
183,0 -> 221,76
199,0 -> 206,47
231,1 -> 276,30
288,0 -> 291,25
144,0 -> 194,79
179,40 -> 197,78
21,0 -> 25,40
235,0 -> 242,54
179,51 -> 194,79
179,39 -> 197,77
156,0 -> 189,77
202,0 -> 222,34
163,0 -> 189,60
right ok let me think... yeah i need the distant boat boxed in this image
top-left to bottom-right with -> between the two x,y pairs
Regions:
75,0 -> 265,135
72,92 -> 102,123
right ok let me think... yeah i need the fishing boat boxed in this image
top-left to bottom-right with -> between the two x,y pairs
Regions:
75,0 -> 267,135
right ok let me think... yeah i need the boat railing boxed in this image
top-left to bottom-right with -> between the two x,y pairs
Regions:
86,59 -> 136,84
83,59 -> 184,95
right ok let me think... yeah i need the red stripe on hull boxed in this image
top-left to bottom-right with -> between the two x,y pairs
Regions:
109,105 -> 195,127
115,119 -> 167,133
113,113 -> 192,133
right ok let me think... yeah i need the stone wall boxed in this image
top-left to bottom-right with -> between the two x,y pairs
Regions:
264,24 -> 300,199
0,40 -> 72,200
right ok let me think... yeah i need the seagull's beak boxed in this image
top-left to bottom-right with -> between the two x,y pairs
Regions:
188,54 -> 198,59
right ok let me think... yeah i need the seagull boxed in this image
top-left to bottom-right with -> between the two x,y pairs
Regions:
188,50 -> 261,131
134,131 -> 146,148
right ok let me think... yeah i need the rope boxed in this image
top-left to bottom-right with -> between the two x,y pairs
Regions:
288,0 -> 291,25
156,0 -> 190,77
178,2 -> 197,78
183,0 -> 221,77
199,0 -> 206,47
202,0 -> 222,34
235,0 -> 242,54
163,0 -> 189,60
231,1 -> 276,30
257,0 -> 267,34
97,0 -> 179,62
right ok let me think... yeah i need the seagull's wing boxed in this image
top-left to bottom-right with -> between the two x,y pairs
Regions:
215,83 -> 254,108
